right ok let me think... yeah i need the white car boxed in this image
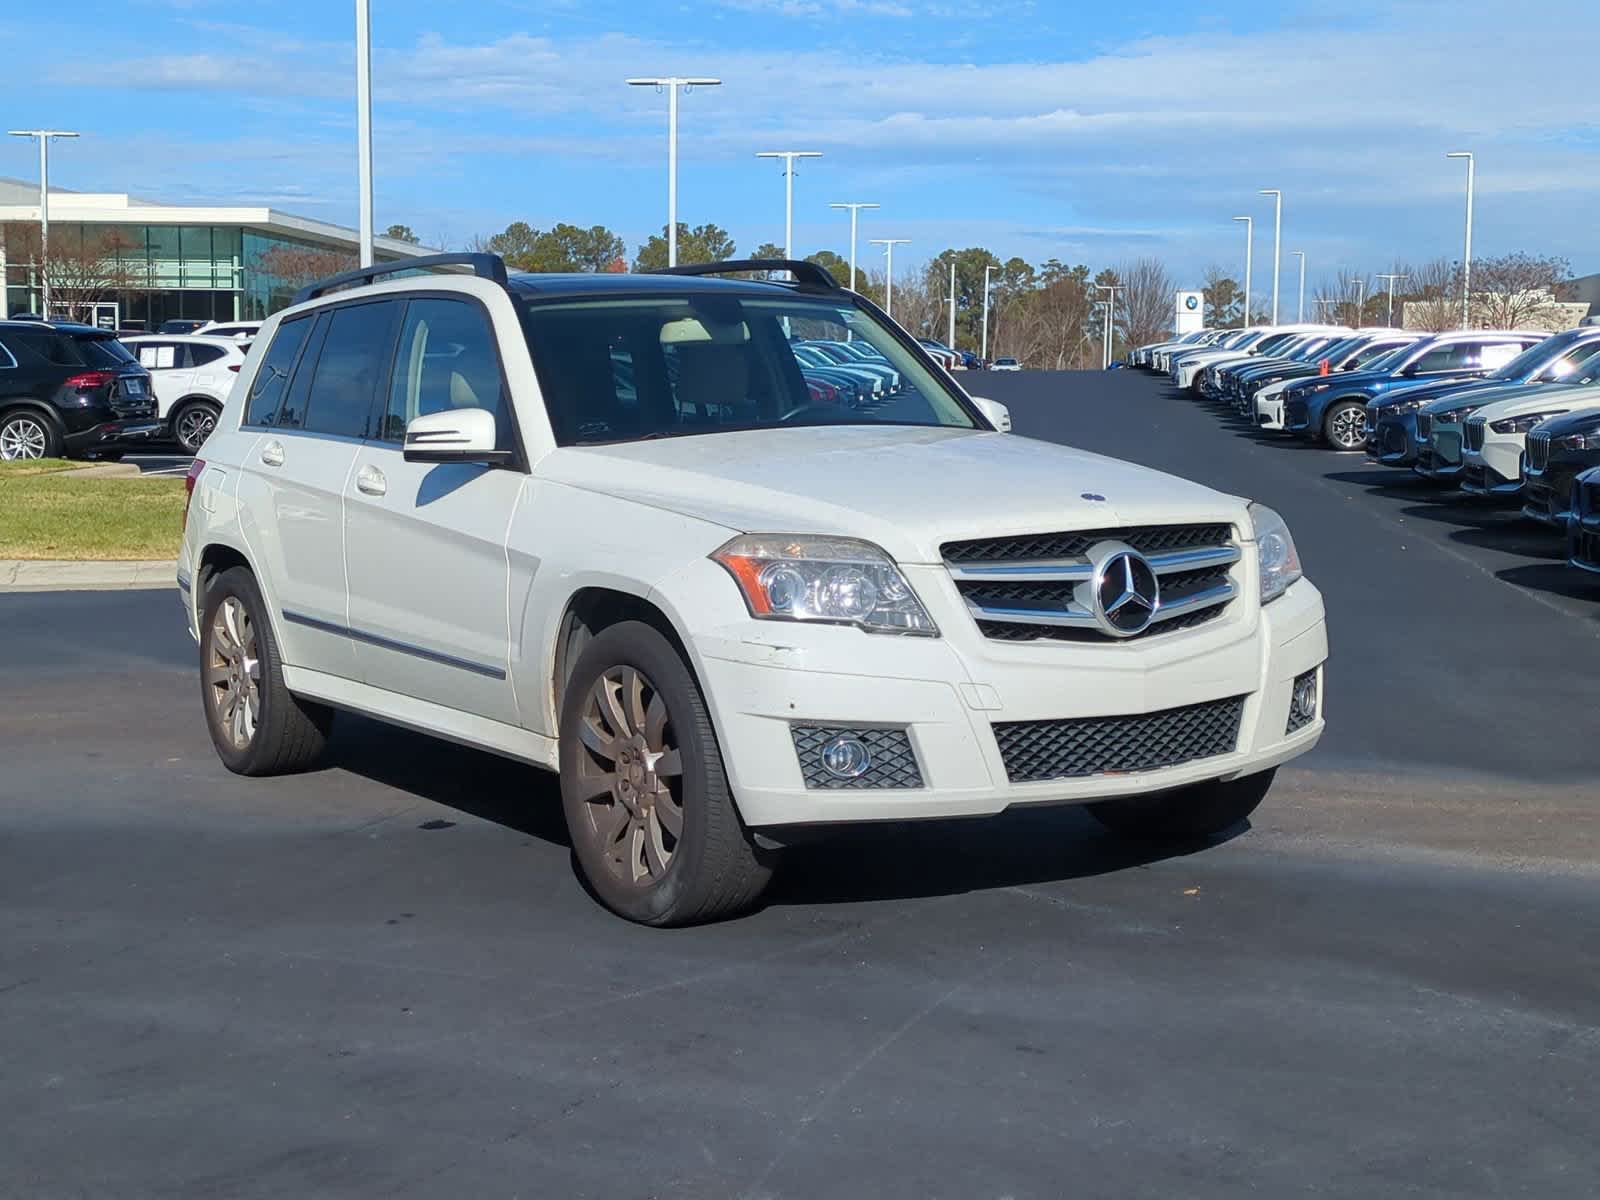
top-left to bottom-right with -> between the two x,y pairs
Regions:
193,320 -> 263,342
1175,326 -> 1346,391
178,255 -> 1327,926
1459,383 -> 1600,498
989,357 -> 1022,371
122,334 -> 249,453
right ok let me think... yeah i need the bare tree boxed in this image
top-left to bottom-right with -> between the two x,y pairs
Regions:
1471,252 -> 1573,330
1398,258 -> 1459,331
1116,257 -> 1176,349
2,223 -> 150,321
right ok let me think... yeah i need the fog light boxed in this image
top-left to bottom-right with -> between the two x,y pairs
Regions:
820,734 -> 872,779
1287,668 -> 1320,734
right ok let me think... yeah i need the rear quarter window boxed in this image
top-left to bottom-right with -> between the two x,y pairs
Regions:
243,317 -> 313,427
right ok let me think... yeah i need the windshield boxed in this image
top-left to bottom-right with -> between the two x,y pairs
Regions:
1485,337 -> 1561,381
520,293 -> 979,446
1362,344 -> 1415,374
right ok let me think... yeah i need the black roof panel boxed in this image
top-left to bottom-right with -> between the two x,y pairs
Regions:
504,271 -> 818,300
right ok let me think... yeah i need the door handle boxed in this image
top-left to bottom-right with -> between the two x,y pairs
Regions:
355,465 -> 387,497
259,440 -> 285,467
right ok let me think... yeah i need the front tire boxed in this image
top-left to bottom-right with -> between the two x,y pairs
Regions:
559,621 -> 774,926
1088,769 -> 1275,841
1323,400 -> 1368,450
199,566 -> 332,775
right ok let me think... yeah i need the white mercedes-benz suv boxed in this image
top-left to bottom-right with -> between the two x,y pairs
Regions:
178,255 -> 1328,925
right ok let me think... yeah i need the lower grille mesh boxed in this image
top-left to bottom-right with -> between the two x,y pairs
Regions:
993,696 -> 1245,783
790,726 -> 923,790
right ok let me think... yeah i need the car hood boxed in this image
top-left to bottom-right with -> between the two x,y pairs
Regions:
1408,380 -> 1549,416
1467,383 -> 1600,424
536,425 -> 1250,565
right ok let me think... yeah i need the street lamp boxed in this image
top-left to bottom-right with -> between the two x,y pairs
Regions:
828,202 -> 879,291
1446,151 -> 1475,328
627,76 -> 723,268
8,129 -> 80,318
869,238 -> 909,320
1349,276 -> 1366,327
355,0 -> 373,267
1292,250 -> 1307,322
755,151 -> 821,261
1232,216 -> 1253,329
981,263 -> 999,361
1375,272 -> 1409,328
1259,189 -> 1282,325
946,260 -> 957,350
1096,283 -> 1123,370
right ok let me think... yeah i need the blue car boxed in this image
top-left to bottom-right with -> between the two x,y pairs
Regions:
1229,332 -> 1423,415
1368,327 -> 1600,471
1278,331 -> 1546,451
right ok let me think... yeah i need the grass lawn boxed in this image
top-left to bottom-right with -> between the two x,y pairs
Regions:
0,471 -> 185,560
0,458 -> 79,477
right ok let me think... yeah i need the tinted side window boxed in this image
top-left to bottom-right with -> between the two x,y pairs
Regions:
300,301 -> 398,440
244,317 -> 312,427
0,338 -> 15,369
1408,345 -> 1461,373
189,344 -> 227,368
380,298 -> 506,445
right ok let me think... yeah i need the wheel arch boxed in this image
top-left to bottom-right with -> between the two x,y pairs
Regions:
549,586 -> 698,727
0,398 -> 66,432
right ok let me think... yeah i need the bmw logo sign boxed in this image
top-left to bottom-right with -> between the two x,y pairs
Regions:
1185,295 -> 1200,311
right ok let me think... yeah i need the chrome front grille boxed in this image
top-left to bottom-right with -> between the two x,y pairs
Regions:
1416,411 -> 1433,439
1527,432 -> 1551,473
1465,418 -> 1487,452
942,524 -> 1241,644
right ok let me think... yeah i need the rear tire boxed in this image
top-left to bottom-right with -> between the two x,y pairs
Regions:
1323,400 -> 1368,450
1088,769 -> 1276,841
172,400 -> 221,455
0,410 -> 61,461
199,566 -> 332,776
559,621 -> 774,926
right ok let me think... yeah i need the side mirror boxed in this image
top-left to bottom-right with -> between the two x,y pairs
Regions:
970,395 -> 1011,432
402,408 -> 514,465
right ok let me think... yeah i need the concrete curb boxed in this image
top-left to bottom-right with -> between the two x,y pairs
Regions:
0,559 -> 177,593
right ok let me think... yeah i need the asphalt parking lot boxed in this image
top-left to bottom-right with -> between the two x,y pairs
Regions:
3,372 -> 1597,1199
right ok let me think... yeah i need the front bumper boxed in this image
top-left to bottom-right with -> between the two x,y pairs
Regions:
1366,411 -> 1423,468
693,578 -> 1328,828
1460,435 -> 1526,497
1255,391 -> 1287,431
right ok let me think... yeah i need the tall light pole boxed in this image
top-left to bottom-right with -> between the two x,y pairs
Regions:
627,76 -> 722,267
1259,189 -> 1282,325
354,0 -> 374,267
1232,216 -> 1253,328
1096,283 -> 1123,369
8,129 -> 79,317
1446,151 -> 1475,329
869,238 -> 909,320
947,260 -> 957,350
1375,272 -> 1409,328
828,201 -> 879,291
1292,250 -> 1306,322
1349,277 -> 1366,327
981,263 -> 998,362
755,150 -> 821,260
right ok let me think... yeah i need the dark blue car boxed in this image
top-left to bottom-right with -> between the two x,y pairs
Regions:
1367,328 -> 1600,470
1278,331 -> 1546,450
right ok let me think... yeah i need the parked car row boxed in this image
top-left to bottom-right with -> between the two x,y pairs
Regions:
0,318 -> 259,460
1132,323 -> 1600,581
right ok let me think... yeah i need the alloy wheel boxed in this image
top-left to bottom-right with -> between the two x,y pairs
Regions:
206,595 -> 261,749
0,416 -> 48,461
572,665 -> 685,888
1330,407 -> 1367,450
176,406 -> 217,454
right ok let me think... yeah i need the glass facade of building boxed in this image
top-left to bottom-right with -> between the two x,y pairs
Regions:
2,220 -> 391,330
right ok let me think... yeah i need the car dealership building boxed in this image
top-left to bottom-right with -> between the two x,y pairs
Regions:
0,177 -> 427,330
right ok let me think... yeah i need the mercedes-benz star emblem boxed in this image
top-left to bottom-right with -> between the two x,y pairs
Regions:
1093,550 -> 1160,637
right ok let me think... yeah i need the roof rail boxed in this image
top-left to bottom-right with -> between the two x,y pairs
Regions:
655,259 -> 840,290
291,253 -> 510,306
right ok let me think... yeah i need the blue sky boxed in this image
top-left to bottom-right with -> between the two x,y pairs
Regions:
3,0 -> 1597,290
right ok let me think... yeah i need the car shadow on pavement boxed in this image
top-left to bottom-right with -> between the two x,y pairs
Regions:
1496,562 -> 1600,609
326,714 -> 1231,907
766,807 -> 1236,907
328,714 -> 571,845
1324,468 -> 1446,499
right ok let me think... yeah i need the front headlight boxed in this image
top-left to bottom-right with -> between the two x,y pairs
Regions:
1307,381 -> 1333,394
1385,396 -> 1427,416
1436,405 -> 1482,424
1249,503 -> 1303,604
1490,410 -> 1565,435
711,535 -> 938,636
1557,431 -> 1600,451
